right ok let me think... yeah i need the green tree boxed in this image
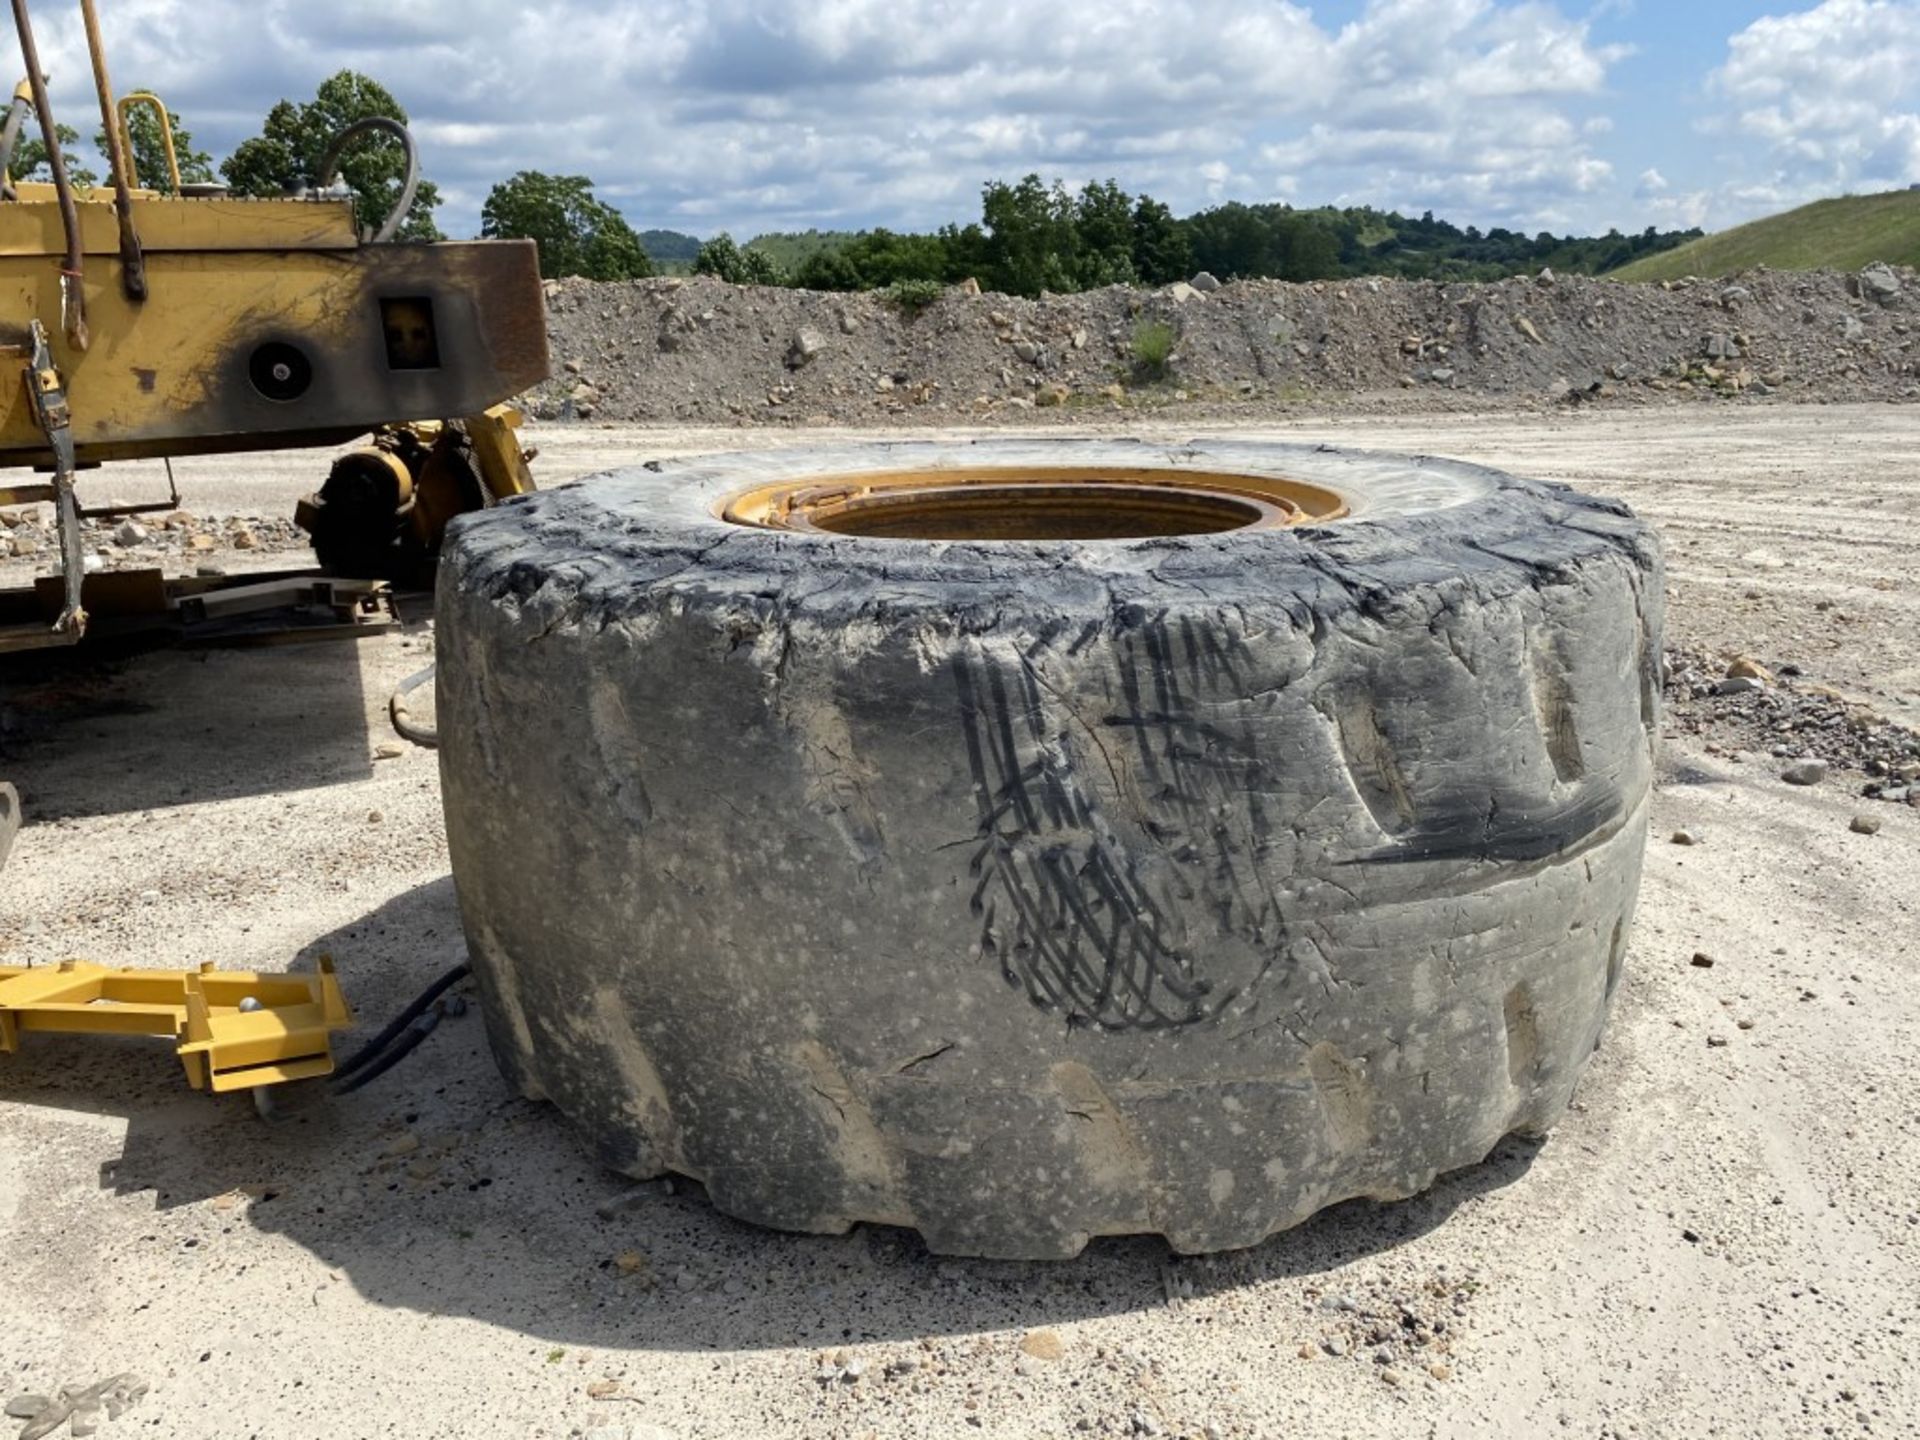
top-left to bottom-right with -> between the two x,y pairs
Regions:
791,249 -> 863,290
1186,202 -> 1279,279
221,71 -> 442,240
94,100 -> 214,194
936,221 -> 991,282
834,228 -> 950,286
1072,179 -> 1136,288
693,232 -> 781,285
583,223 -> 653,280
480,171 -> 652,280
979,174 -> 1079,296
10,122 -> 99,189
1130,197 -> 1192,285
1276,217 -> 1340,281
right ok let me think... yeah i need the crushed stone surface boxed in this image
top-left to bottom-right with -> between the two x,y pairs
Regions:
0,408 -> 1915,1438
1665,645 -> 1920,805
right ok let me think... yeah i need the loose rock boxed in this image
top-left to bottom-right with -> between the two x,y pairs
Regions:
785,327 -> 824,369
1019,1329 -> 1065,1362
1858,263 -> 1902,306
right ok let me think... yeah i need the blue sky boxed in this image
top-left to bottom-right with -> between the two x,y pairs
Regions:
30,0 -> 1920,240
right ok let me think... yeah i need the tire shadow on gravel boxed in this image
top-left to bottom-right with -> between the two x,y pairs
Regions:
22,877 -> 1540,1350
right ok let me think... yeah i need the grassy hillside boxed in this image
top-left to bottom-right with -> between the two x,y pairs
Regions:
1614,190 -> 1920,281
746,230 -> 858,271
638,229 -> 701,264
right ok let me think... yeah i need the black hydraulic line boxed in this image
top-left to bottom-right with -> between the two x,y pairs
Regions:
332,1012 -> 439,1095
316,115 -> 420,244
331,960 -> 469,1084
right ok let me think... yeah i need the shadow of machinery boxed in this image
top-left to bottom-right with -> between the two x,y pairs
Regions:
5,876 -> 1543,1351
0,592 -> 427,818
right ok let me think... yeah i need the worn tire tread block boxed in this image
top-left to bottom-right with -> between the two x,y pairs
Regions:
0,782 -> 18,874
436,438 -> 1663,1259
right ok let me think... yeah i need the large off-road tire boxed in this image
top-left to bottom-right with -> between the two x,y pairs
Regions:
435,438 -> 1662,1259
0,782 -> 18,873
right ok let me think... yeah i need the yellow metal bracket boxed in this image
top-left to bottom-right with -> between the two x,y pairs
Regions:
0,957 -> 352,1093
462,404 -> 537,500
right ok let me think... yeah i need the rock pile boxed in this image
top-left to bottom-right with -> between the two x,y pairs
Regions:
1664,645 -> 1920,806
0,506 -> 306,575
526,264 -> 1920,425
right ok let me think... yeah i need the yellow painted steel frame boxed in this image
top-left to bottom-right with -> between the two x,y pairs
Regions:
0,190 -> 548,465
0,956 -> 352,1092
464,403 -> 536,499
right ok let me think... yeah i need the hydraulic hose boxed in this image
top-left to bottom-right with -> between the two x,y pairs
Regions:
330,960 -> 469,1089
388,662 -> 438,748
316,115 -> 420,244
332,1011 -> 441,1095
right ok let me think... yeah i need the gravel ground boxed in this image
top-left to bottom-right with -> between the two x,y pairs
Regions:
0,405 -> 1915,1439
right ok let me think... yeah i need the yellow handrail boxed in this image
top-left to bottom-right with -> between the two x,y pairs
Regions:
115,89 -> 178,192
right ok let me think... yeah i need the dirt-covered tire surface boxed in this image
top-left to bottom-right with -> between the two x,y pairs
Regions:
0,781 -> 17,873
435,438 -> 1663,1259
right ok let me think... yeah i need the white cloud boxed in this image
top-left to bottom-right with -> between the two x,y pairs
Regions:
1643,190 -> 1711,231
1249,0 -> 1626,227
1637,168 -> 1667,194
15,0 -> 1637,238
1710,0 -> 1920,201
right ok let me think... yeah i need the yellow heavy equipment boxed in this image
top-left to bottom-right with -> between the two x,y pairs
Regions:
0,0 -> 550,654
0,0 -> 550,1095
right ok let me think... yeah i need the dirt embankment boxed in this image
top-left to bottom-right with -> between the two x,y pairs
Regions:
527,265 -> 1920,426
